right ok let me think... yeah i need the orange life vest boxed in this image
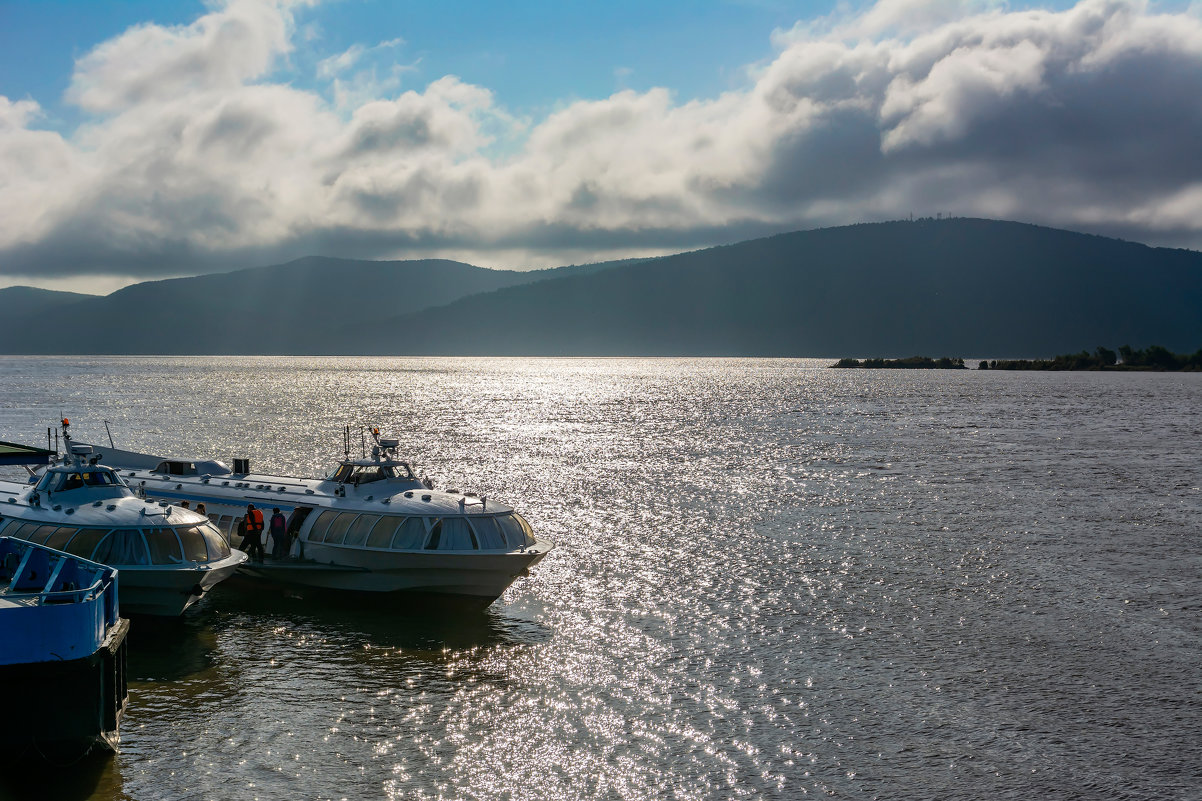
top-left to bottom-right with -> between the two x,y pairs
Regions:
247,508 -> 264,532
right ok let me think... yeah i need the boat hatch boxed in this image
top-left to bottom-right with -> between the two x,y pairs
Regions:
152,459 -> 232,477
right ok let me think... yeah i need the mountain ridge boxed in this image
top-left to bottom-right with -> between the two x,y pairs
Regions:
3,218 -> 1199,357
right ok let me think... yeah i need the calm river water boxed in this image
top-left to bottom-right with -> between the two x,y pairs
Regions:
0,357 -> 1198,800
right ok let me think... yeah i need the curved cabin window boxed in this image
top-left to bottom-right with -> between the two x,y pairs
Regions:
176,526 -> 209,562
44,526 -> 78,551
425,519 -> 442,550
391,518 -> 427,550
496,514 -> 536,548
10,522 -> 40,541
62,528 -> 110,559
307,510 -> 340,543
93,529 -> 151,565
471,517 -> 506,550
516,512 -> 536,543
343,514 -> 379,546
439,518 -> 476,550
145,527 -> 184,564
366,516 -> 400,548
28,524 -> 60,545
200,523 -> 231,558
321,513 -> 357,545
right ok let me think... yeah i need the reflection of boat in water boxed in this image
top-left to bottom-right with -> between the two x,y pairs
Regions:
207,575 -> 553,652
0,536 -> 129,761
86,426 -> 554,605
1,422 -> 247,616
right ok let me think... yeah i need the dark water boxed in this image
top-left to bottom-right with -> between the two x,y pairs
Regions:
0,356 -> 1199,800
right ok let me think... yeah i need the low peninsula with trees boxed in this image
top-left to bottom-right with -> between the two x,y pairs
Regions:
831,356 -> 967,369
831,345 -> 1202,371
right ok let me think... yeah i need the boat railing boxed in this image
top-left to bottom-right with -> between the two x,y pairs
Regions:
0,538 -> 119,624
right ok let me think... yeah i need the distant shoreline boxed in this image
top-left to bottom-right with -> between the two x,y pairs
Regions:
831,345 -> 1202,371
831,356 -> 967,369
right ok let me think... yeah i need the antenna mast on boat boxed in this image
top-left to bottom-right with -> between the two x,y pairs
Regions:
103,420 -> 115,448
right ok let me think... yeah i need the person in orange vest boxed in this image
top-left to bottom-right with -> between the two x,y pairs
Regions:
241,503 -> 265,563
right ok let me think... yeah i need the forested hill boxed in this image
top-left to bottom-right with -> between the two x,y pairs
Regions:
337,219 -> 1202,357
2,218 -> 1200,356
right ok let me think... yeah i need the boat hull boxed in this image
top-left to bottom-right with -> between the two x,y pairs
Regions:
115,552 -> 247,616
239,544 -> 549,601
0,617 -> 129,762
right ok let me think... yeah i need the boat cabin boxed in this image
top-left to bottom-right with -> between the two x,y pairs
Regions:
34,464 -> 128,500
325,460 -> 422,488
0,518 -> 232,566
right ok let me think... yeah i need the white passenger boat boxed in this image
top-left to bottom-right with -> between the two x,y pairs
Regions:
84,427 -> 553,605
0,422 -> 247,616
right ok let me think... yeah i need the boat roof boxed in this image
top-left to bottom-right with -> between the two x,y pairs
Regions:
0,440 -> 54,467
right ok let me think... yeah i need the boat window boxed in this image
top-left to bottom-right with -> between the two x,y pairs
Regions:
307,510 -> 339,542
176,526 -> 209,562
200,523 -> 231,558
515,513 -> 536,547
343,514 -> 379,546
215,515 -> 234,537
62,528 -> 110,559
497,514 -> 536,548
44,527 -> 78,551
471,517 -> 506,550
0,518 -> 11,535
436,518 -> 474,550
93,529 -> 151,565
145,527 -> 184,564
57,472 -> 85,491
82,470 -> 119,486
326,464 -> 354,483
29,524 -> 59,545
425,519 -> 442,550
390,517 -> 427,550
366,516 -> 401,548
10,522 -> 40,541
322,513 -> 357,545
351,466 -> 386,484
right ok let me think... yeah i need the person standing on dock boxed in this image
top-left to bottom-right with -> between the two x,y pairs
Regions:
242,503 -> 265,563
269,508 -> 288,559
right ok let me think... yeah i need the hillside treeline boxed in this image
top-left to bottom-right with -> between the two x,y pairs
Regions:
981,345 -> 1202,371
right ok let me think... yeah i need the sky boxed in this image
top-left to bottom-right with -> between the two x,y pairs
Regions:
1,0 -> 1200,294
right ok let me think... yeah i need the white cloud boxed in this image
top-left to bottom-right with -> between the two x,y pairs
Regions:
66,0 -> 296,113
317,43 -> 367,78
3,0 -> 1202,287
